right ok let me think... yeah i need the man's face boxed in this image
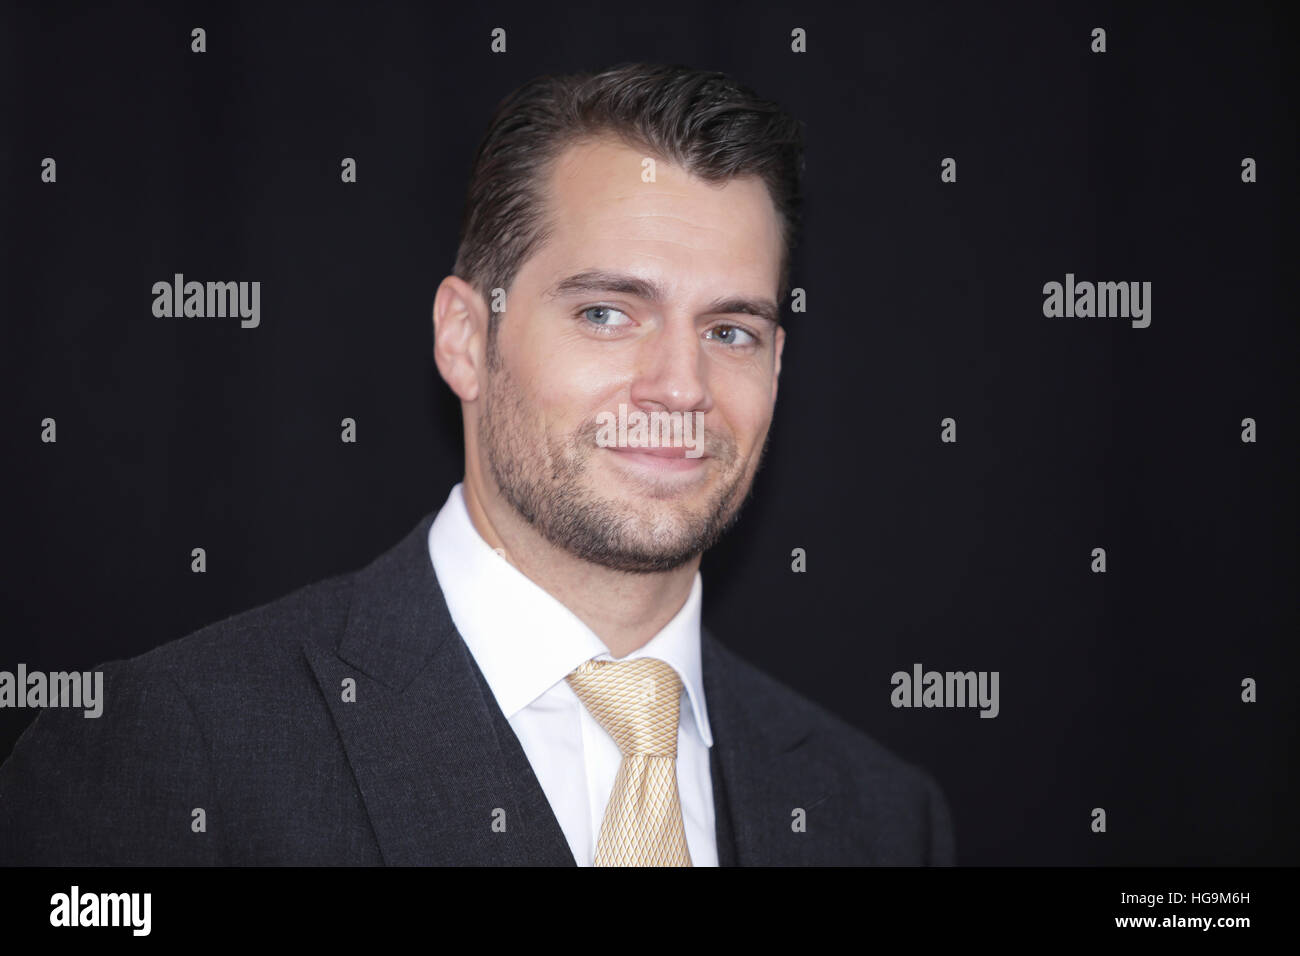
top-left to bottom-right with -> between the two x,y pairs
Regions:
476,135 -> 785,573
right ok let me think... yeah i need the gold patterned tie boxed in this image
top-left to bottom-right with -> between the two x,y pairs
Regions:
566,657 -> 693,867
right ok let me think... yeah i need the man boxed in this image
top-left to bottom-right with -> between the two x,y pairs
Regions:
0,63 -> 955,866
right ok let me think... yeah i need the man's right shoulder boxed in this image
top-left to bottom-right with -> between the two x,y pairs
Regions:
127,568 -> 357,692
0,568 -> 363,865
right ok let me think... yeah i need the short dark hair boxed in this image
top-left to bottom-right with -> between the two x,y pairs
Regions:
451,62 -> 805,329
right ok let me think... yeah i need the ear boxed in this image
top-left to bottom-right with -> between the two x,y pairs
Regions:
433,275 -> 488,402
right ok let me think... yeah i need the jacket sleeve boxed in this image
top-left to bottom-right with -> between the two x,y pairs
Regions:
0,661 -> 225,865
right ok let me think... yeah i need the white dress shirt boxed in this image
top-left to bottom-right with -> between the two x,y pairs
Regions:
427,482 -> 717,866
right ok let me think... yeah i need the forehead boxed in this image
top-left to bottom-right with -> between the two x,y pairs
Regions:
528,135 -> 784,300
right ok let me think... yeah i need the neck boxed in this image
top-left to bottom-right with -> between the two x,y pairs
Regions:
461,476 -> 699,659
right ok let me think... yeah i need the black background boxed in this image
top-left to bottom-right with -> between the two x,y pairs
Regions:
1,0 -> 1295,865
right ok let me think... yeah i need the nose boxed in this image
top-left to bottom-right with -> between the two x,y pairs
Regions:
627,315 -> 713,416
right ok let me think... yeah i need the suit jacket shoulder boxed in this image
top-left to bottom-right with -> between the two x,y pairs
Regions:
701,633 -> 957,865
0,568 -> 363,865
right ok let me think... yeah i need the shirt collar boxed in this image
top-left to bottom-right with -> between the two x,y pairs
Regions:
427,483 -> 712,747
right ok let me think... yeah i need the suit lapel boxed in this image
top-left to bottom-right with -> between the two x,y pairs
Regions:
702,631 -> 833,866
304,512 -> 574,866
302,508 -> 833,867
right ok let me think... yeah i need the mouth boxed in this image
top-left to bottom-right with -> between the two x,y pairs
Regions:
605,445 -> 711,473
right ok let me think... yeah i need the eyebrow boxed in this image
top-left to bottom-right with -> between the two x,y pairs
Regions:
543,269 -> 781,326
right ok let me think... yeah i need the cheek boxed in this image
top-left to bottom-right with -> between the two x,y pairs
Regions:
519,369 -> 603,444
717,376 -> 777,441
532,356 -> 629,420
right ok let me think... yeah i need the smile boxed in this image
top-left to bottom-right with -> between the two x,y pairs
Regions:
605,446 -> 711,473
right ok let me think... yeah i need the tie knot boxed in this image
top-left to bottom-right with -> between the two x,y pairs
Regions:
566,657 -> 683,757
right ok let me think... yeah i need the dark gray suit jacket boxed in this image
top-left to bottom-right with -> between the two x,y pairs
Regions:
0,510 -> 956,866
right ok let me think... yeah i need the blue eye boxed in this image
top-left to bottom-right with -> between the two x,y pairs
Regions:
707,324 -> 758,346
581,306 -> 631,327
